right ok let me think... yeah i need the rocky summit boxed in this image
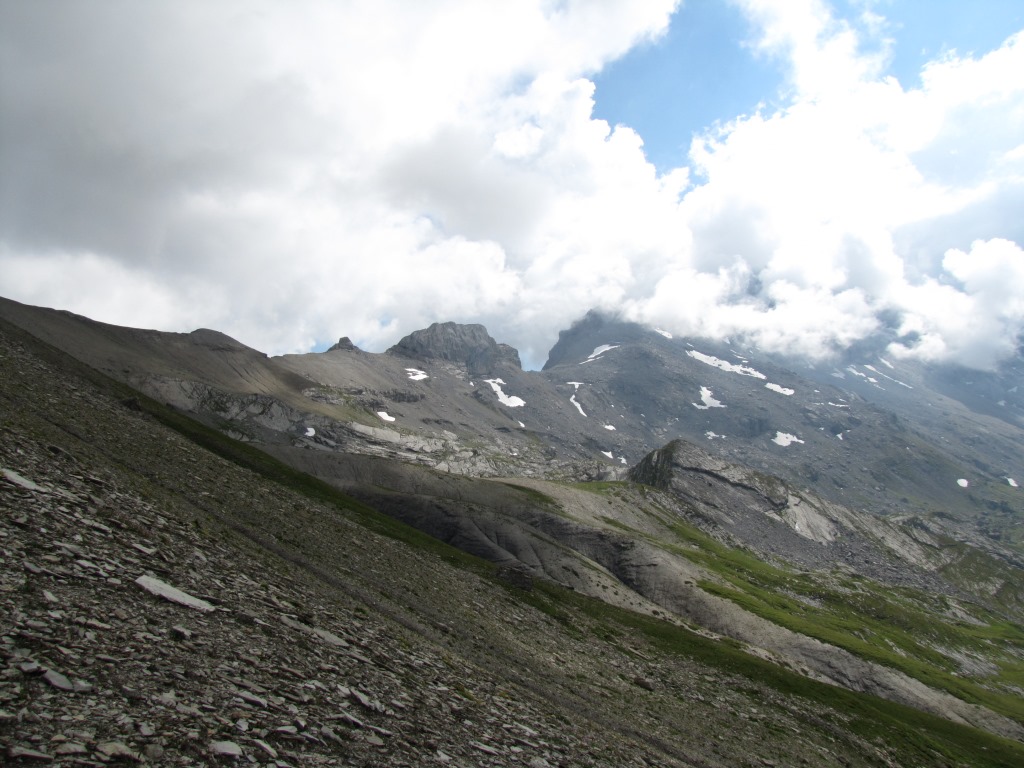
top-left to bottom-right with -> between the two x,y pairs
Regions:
2,296 -> 1024,767
388,322 -> 522,376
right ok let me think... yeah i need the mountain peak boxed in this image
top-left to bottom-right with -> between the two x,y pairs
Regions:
326,336 -> 358,352
542,309 -> 648,370
387,321 -> 521,375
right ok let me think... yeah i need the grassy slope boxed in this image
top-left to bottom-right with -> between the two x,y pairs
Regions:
580,481 -> 1024,725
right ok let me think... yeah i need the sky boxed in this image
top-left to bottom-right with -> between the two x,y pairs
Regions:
1,0 -> 1023,371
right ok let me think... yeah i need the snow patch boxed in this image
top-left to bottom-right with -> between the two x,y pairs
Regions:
705,431 -> 725,440
376,411 -> 396,422
566,382 -> 587,417
518,421 -> 525,428
603,424 -> 616,431
305,427 -> 316,437
601,451 -> 613,459
864,364 -> 913,389
619,457 -> 627,465
692,386 -> 725,410
405,368 -> 428,381
765,383 -> 795,396
654,328 -> 673,339
687,350 -> 766,379
772,432 -> 805,447
879,357 -> 895,370
483,379 -> 526,407
1008,478 -> 1019,488
957,478 -> 969,488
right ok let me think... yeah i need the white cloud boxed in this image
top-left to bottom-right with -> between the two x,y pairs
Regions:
1,0 -> 1022,370
888,238 -> 1024,366
631,3 -> 1024,366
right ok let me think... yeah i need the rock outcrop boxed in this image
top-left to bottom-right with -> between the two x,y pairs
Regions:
327,336 -> 357,352
387,322 -> 521,375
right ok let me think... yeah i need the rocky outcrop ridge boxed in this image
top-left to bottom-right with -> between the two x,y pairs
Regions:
326,336 -> 357,352
387,322 -> 521,375
626,440 -> 1004,594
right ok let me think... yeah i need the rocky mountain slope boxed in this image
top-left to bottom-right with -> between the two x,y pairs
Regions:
11,318 -> 1024,765
2,296 -> 1023,760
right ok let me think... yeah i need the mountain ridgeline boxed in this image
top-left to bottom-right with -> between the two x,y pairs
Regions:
2,295 -> 1024,764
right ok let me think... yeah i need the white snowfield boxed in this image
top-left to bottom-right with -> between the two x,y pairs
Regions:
765,383 -> 795,396
405,368 -> 428,381
601,450 -> 613,459
305,427 -> 316,437
1008,478 -> 1019,487
687,350 -> 766,379
603,424 -> 616,431
377,411 -> 396,422
692,386 -> 725,410
483,378 -> 525,407
654,329 -> 673,339
772,432 -> 804,447
957,478 -> 969,488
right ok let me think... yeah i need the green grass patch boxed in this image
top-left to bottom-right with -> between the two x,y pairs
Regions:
644,516 -> 1024,724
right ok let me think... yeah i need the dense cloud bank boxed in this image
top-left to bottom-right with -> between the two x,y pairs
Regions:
1,0 -> 1022,369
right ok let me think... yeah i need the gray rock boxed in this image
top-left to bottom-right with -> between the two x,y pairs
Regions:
42,669 -> 74,691
54,742 -> 88,755
95,741 -> 140,761
2,467 -> 45,492
327,337 -> 357,352
388,322 -> 522,375
134,574 -> 215,612
8,745 -> 53,761
210,740 -> 244,757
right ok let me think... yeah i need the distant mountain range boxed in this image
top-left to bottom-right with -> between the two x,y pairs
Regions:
2,294 -> 1023,750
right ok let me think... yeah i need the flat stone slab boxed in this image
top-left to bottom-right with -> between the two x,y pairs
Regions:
135,575 -> 215,612
2,467 -> 44,492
